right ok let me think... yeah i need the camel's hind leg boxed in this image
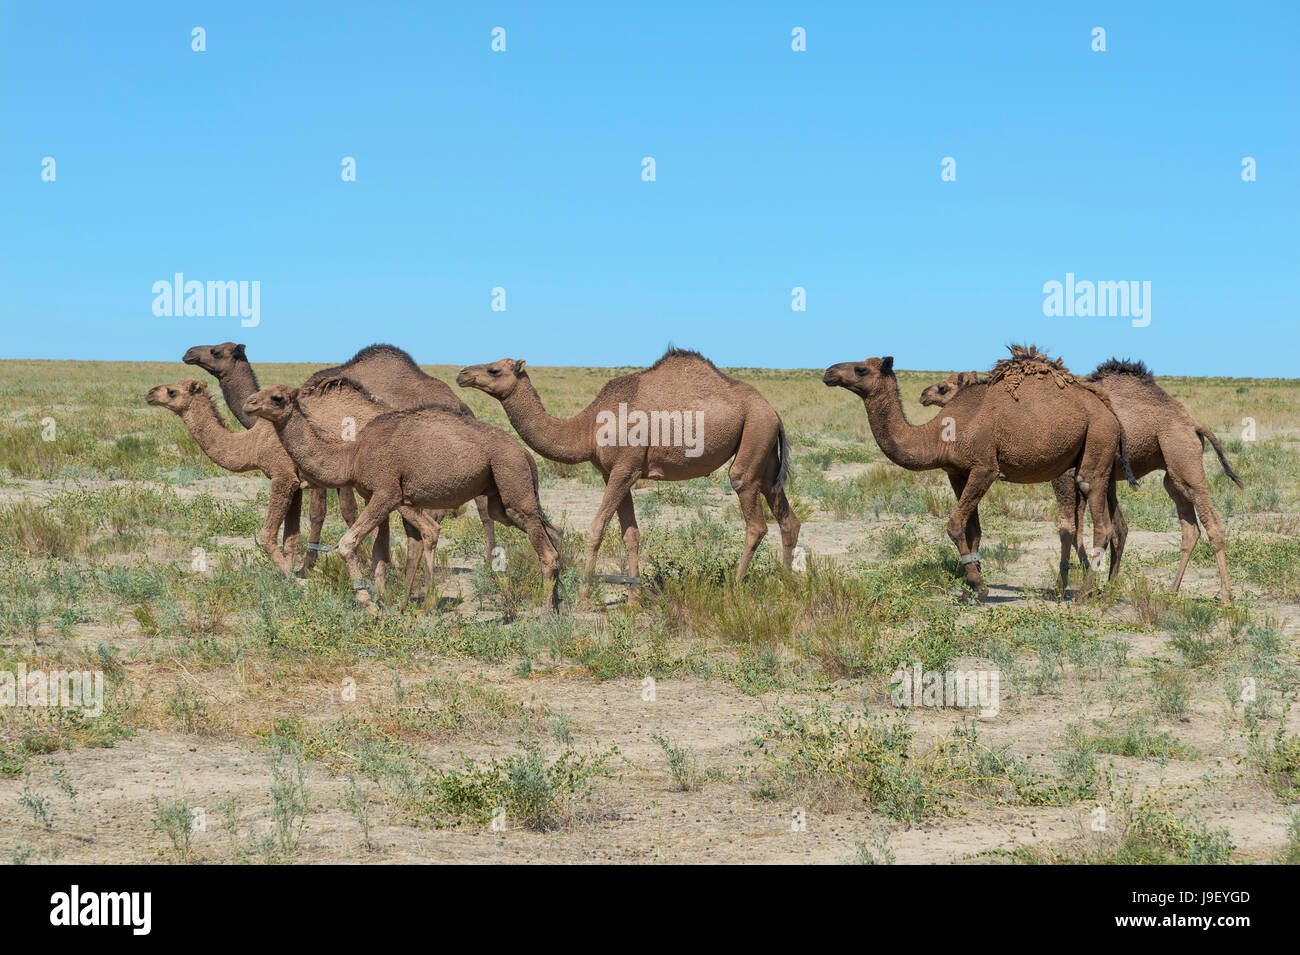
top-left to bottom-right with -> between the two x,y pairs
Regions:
492,459 -> 562,614
1076,438 -> 1117,583
1163,433 -> 1231,602
616,493 -> 641,602
474,496 -> 497,565
946,465 -> 998,598
399,508 -> 442,602
1107,477 -> 1128,579
1052,472 -> 1080,591
337,489 -> 402,604
282,486 -> 303,571
579,463 -> 641,604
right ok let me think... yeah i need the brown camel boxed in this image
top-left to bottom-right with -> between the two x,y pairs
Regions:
243,378 -> 561,612
457,348 -> 800,599
185,342 -> 498,569
823,351 -> 1136,599
921,358 -> 1242,600
184,342 -> 353,570
146,380 -> 301,577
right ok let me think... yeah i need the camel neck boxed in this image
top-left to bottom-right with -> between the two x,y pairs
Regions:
276,405 -> 354,488
180,395 -> 254,473
500,378 -> 594,464
219,361 -> 261,430
863,375 -> 943,472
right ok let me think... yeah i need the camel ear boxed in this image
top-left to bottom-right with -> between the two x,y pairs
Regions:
233,344 -> 246,359
189,380 -> 205,394
512,359 -> 526,375
958,371 -> 977,386
289,388 -> 300,402
880,356 -> 894,374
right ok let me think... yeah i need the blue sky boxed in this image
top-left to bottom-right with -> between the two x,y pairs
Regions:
2,1 -> 1296,376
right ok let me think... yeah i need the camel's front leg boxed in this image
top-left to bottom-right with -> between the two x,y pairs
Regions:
947,466 -> 998,599
282,486 -> 303,571
302,486 -> 328,572
336,490 -> 402,605
258,478 -> 299,578
474,495 -> 497,566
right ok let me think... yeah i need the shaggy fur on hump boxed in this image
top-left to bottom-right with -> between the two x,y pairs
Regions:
303,344 -> 423,389
649,345 -> 729,378
302,374 -> 466,417
1087,358 -> 1155,382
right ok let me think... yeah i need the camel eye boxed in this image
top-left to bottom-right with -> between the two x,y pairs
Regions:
210,349 -> 219,356
488,368 -> 499,377
272,395 -> 283,405
938,385 -> 948,393
167,389 -> 176,397
854,366 -> 866,376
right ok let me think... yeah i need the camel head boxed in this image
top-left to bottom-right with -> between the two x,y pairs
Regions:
243,384 -> 298,423
457,358 -> 526,399
919,371 -> 980,407
821,356 -> 895,397
146,379 -> 207,413
183,342 -> 247,376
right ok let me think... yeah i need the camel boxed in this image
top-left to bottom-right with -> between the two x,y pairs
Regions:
457,347 -> 800,600
146,379 -> 302,577
243,378 -> 561,612
184,342 -> 353,570
186,342 -> 498,575
823,350 -> 1136,599
921,358 -> 1242,601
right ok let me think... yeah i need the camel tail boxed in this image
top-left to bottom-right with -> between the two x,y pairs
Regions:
528,455 -> 564,552
1118,428 -> 1139,489
1197,425 -> 1245,489
772,422 -> 791,495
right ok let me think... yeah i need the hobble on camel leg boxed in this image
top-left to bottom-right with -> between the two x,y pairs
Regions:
616,493 -> 641,604
474,496 -> 497,566
580,466 -> 641,605
302,487 -> 328,573
336,491 -> 401,605
947,466 -> 998,598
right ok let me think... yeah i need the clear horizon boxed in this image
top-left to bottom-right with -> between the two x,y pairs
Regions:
2,1 -> 1296,378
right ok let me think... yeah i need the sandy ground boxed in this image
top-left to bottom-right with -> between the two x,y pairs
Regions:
2,473 -> 1296,864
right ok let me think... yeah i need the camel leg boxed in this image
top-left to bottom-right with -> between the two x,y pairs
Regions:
302,487 -> 328,572
616,493 -> 641,604
945,472 -> 978,556
282,486 -> 303,571
474,495 -> 497,565
733,481 -> 768,581
1165,473 -> 1201,595
258,478 -> 298,577
760,486 -> 801,573
337,490 -> 402,605
1107,477 -> 1128,579
490,460 -> 562,615
399,508 -> 441,602
579,465 -> 641,604
947,466 -> 998,598
1190,488 -> 1230,602
338,486 -> 359,525
1052,472 -> 1079,591
1077,444 -> 1116,584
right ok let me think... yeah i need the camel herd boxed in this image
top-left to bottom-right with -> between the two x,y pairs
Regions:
146,342 -> 1242,612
